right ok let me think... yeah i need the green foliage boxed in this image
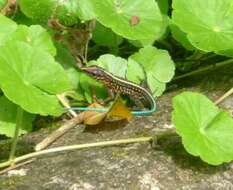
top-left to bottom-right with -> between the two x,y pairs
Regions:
0,14 -> 17,45
1,0 -> 233,166
11,25 -> 56,55
0,0 -> 7,9
53,0 -> 80,26
173,92 -> 233,165
126,59 -> 144,84
0,96 -> 35,137
0,14 -> 72,136
19,0 -> 56,23
0,41 -> 70,116
89,0 -> 163,40
130,46 -> 175,96
172,0 -> 233,53
76,0 -> 95,21
170,23 -> 195,51
92,22 -> 123,47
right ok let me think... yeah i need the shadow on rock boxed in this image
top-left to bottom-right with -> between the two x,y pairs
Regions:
152,134 -> 231,175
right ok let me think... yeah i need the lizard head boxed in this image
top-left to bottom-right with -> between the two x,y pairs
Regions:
81,65 -> 105,79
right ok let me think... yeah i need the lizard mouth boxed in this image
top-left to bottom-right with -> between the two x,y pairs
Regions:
80,67 -> 94,74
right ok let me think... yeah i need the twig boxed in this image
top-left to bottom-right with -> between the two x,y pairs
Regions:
0,159 -> 35,175
0,137 -> 153,169
57,94 -> 77,117
173,59 -> 233,81
34,94 -> 82,151
215,87 -> 233,105
35,114 -> 84,151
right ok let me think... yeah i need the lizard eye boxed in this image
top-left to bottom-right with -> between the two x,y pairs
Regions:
93,70 -> 102,76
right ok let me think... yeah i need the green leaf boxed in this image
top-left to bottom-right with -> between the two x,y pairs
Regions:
65,68 -> 80,90
90,0 -> 163,40
156,0 -> 169,15
0,96 -> 35,138
55,42 -> 81,90
11,25 -> 56,56
0,41 -> 71,116
172,0 -> 233,52
19,0 -> 56,23
92,22 -> 123,47
53,0 -> 80,26
170,23 -> 195,51
0,0 -> 7,9
55,42 -> 76,68
157,15 -> 169,40
126,58 -> 145,84
14,10 -> 37,25
172,92 -> 233,165
129,16 -> 169,46
147,76 -> 166,97
88,54 -> 128,78
77,0 -> 95,21
130,46 -> 175,96
0,14 -> 17,46
127,57 -> 166,97
216,49 -> 233,58
79,73 -> 107,103
0,16 -> 55,55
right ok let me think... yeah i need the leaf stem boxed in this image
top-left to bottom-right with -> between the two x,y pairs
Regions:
8,106 -> 24,162
0,137 -> 152,169
215,87 -> 233,105
173,58 -> 233,81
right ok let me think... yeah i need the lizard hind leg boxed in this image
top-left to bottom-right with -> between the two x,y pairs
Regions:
92,89 -> 115,106
133,98 -> 145,110
103,89 -> 116,105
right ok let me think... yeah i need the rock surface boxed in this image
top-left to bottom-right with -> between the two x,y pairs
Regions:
1,67 -> 233,190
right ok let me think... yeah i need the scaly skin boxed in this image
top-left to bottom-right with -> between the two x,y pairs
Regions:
68,65 -> 156,116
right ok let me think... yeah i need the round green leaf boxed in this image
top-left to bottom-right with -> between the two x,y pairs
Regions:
131,46 -> 175,83
170,23 -> 195,51
79,73 -> 107,103
130,46 -> 174,96
65,68 -> 80,90
0,14 -> 17,46
90,0 -> 163,40
11,25 -> 56,56
88,54 -> 128,78
19,0 -> 56,23
172,0 -> 233,52
126,58 -> 145,84
172,92 -> 233,165
55,43 -> 80,90
92,22 -> 123,47
156,0 -> 169,15
0,96 -> 35,138
216,49 -> 233,58
53,0 -> 80,26
76,0 -> 95,21
0,41 -> 71,116
147,75 -> 166,97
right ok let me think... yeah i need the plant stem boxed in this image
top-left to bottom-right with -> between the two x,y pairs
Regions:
215,87 -> 233,105
9,106 -> 24,162
0,136 -> 152,169
173,58 -> 233,81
